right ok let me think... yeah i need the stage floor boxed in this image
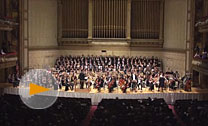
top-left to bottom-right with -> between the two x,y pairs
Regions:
1,83 -> 208,105
58,85 -> 208,94
1,82 -> 208,94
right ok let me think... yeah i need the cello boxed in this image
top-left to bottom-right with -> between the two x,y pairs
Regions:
108,77 -> 115,93
119,77 -> 127,93
95,77 -> 101,92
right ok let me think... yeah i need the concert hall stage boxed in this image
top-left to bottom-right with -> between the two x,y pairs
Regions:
2,87 -> 208,105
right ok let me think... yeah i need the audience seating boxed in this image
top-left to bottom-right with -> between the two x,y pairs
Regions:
2,94 -> 208,126
174,99 -> 208,126
0,94 -> 91,126
90,98 -> 179,126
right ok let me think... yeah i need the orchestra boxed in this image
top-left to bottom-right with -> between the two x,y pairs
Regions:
51,55 -> 190,93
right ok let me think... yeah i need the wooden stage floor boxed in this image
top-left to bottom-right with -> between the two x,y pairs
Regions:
1,83 -> 208,95
58,85 -> 208,94
1,83 -> 208,105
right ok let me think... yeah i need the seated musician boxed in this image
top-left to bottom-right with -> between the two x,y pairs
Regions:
103,75 -> 107,90
57,78 -> 62,90
86,77 -> 92,89
61,76 -> 69,91
169,78 -> 176,91
149,79 -> 155,91
8,73 -> 20,88
95,76 -> 101,92
185,78 -> 191,92
69,74 -> 76,91
119,75 -> 128,93
108,76 -> 116,93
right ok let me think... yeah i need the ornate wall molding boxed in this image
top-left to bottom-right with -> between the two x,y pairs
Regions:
58,38 -> 164,47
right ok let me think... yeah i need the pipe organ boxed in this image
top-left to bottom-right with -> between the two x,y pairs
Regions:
58,0 -> 164,47
62,0 -> 88,38
131,0 -> 161,39
93,0 -> 127,38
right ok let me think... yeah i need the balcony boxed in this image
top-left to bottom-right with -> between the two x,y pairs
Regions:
192,58 -> 208,75
0,52 -> 17,69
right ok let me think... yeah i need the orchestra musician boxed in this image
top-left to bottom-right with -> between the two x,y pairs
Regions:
57,77 -> 62,89
185,78 -> 191,92
79,70 -> 85,89
169,78 -> 176,91
52,55 -> 188,94
103,75 -> 107,90
95,76 -> 102,92
108,76 -> 116,93
64,76 -> 69,91
149,78 -> 154,91
131,72 -> 138,92
119,75 -> 128,93
86,76 -> 92,89
137,75 -> 142,91
158,73 -> 166,92
69,74 -> 77,91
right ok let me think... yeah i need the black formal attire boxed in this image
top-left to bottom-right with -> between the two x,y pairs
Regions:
158,76 -> 165,91
131,74 -> 137,91
79,72 -> 85,89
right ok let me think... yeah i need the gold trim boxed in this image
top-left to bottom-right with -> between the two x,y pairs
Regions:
28,45 -> 185,54
29,46 -> 59,51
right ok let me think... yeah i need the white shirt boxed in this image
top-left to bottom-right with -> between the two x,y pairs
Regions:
133,74 -> 136,80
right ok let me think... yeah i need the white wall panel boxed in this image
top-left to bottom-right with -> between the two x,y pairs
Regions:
29,0 -> 57,47
164,0 -> 187,49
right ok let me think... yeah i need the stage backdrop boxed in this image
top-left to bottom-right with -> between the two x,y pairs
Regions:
26,0 -> 188,77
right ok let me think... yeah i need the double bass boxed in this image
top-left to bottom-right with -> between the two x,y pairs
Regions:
185,78 -> 191,92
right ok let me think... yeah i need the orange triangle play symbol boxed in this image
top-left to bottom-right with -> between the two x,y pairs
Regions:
29,83 -> 51,96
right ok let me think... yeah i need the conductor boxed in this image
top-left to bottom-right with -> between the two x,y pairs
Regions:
79,70 -> 85,89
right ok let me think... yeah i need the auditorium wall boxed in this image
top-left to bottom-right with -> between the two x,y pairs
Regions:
29,0 -> 57,47
162,0 -> 187,76
29,50 -> 59,69
28,0 -> 58,69
59,46 -> 162,58
162,52 -> 186,76
164,0 -> 187,50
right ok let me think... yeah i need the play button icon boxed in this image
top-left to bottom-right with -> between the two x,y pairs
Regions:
29,83 -> 51,96
19,69 -> 59,109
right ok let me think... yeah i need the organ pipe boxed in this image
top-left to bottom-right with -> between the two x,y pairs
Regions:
131,0 -> 161,39
92,0 -> 127,38
61,0 -> 162,40
61,0 -> 88,38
